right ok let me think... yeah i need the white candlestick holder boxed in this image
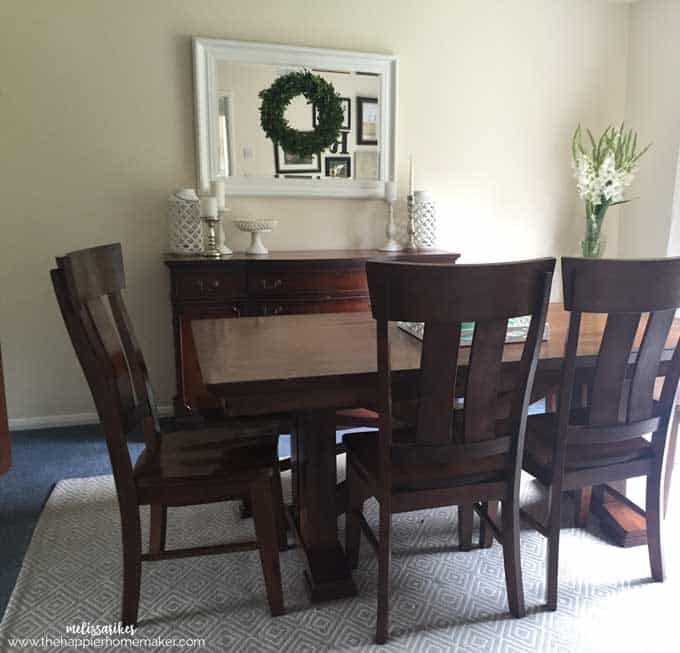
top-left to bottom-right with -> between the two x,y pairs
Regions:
379,200 -> 403,252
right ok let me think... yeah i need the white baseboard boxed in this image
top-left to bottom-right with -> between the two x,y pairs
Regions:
9,405 -> 174,431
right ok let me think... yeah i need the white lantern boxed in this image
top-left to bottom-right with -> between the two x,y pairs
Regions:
413,191 -> 438,248
168,189 -> 203,255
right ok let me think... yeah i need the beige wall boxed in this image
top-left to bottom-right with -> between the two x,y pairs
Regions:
0,0 -> 630,424
619,0 -> 680,258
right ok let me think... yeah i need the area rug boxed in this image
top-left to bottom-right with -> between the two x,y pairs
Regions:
1,465 -> 678,652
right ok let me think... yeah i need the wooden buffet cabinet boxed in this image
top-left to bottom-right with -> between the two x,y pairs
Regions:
165,249 -> 460,421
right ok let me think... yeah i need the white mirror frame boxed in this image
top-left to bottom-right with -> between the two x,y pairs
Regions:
193,37 -> 398,199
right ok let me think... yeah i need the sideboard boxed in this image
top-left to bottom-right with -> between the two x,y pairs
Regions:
165,249 -> 460,421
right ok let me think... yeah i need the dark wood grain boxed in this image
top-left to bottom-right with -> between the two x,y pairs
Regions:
166,249 -> 460,421
0,346 -> 10,475
522,256 -> 680,611
52,243 -> 287,626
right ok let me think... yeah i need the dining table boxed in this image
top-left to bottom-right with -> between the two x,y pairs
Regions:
188,303 -> 680,602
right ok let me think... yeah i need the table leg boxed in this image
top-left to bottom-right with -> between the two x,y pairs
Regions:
290,409 -> 357,602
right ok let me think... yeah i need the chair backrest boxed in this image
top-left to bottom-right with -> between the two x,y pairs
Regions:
0,345 -> 10,475
559,257 -> 680,451
366,258 -> 555,488
51,244 -> 160,480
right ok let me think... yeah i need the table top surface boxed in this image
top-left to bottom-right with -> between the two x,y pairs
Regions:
191,304 -> 680,393
165,249 -> 459,265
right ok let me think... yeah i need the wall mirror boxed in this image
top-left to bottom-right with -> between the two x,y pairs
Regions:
193,38 -> 398,198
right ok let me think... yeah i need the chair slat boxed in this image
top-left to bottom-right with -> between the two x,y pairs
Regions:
567,416 -> 660,445
463,319 -> 507,442
416,322 -> 460,445
628,309 -> 675,423
391,436 -> 513,466
590,313 -> 641,426
85,297 -> 138,425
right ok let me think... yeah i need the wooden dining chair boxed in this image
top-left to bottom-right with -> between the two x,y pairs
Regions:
51,243 -> 286,626
344,257 -> 555,643
521,256 -> 680,612
0,345 -> 10,475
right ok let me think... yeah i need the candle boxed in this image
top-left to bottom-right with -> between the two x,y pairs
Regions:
408,154 -> 415,197
385,181 -> 397,203
200,196 -> 218,218
212,178 -> 226,211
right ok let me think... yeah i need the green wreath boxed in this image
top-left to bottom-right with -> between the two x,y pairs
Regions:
259,71 -> 344,158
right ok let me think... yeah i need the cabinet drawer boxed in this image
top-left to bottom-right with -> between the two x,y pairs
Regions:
248,266 -> 367,296
173,268 -> 246,302
254,297 -> 370,317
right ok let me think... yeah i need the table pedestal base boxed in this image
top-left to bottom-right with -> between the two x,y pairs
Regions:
591,485 -> 647,547
290,409 -> 357,602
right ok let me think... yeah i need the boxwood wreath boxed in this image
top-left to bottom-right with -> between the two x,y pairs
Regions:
259,71 -> 344,158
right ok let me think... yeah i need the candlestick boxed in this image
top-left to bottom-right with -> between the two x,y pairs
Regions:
407,193 -> 417,249
380,181 -> 403,251
202,215 -> 222,258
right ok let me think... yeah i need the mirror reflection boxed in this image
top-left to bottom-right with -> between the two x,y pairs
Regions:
213,61 -> 381,181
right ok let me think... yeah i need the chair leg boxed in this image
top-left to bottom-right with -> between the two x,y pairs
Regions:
149,504 -> 167,555
251,479 -> 285,616
479,501 -> 498,548
646,466 -> 665,582
271,466 -> 288,551
121,508 -> 142,627
240,497 -> 253,519
574,487 -> 592,527
375,502 -> 392,645
345,461 -> 364,569
664,408 -> 679,518
501,498 -> 526,618
545,486 -> 562,611
458,504 -> 473,551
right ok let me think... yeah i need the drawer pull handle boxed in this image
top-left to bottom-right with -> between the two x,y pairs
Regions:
230,306 -> 241,317
262,279 -> 283,290
262,304 -> 284,316
192,279 -> 221,294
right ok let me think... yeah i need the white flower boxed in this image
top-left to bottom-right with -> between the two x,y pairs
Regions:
573,151 -> 636,206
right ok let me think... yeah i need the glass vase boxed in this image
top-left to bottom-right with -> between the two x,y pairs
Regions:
580,210 -> 606,258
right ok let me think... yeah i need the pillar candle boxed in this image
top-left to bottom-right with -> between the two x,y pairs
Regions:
385,180 -> 397,202
200,196 -> 218,217
212,178 -> 226,211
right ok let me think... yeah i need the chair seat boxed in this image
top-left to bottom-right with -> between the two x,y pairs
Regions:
524,412 -> 651,472
344,431 -> 507,490
134,421 -> 280,500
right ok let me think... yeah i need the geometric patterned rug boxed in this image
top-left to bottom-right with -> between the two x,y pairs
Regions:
1,462 -> 678,652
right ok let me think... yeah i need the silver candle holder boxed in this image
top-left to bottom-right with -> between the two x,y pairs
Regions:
406,193 -> 417,249
202,214 -> 222,259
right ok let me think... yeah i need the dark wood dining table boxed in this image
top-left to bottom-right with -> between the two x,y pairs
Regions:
189,304 -> 680,602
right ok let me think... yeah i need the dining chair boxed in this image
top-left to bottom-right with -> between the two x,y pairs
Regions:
344,257 -> 555,643
51,243 -> 286,626
0,345 -> 10,475
521,256 -> 680,611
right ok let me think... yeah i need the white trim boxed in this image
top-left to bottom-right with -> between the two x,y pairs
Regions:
193,37 -> 398,198
9,405 -> 174,431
